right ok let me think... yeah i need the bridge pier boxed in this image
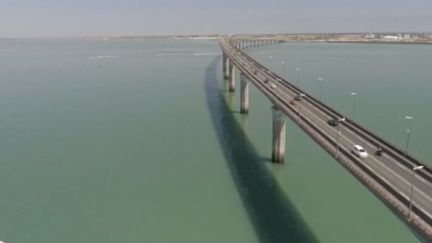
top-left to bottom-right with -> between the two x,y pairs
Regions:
222,53 -> 228,79
228,62 -> 235,92
240,73 -> 249,113
272,106 -> 286,163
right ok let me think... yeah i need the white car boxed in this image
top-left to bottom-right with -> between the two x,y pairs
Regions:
270,83 -> 277,89
353,145 -> 368,158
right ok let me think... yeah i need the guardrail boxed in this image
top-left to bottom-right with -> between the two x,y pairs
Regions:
230,41 -> 432,183
221,39 -> 432,240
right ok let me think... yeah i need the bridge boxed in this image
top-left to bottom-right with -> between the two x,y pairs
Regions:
220,38 -> 432,241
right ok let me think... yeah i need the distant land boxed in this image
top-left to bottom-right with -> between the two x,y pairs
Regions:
96,32 -> 432,45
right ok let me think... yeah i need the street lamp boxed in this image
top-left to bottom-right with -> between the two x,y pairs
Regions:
296,68 -> 301,86
335,117 -> 346,158
269,55 -> 273,69
350,92 -> 357,119
318,77 -> 324,101
405,115 -> 414,153
408,165 -> 424,219
281,61 -> 286,77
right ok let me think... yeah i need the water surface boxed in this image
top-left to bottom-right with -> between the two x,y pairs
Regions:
0,39 -> 428,242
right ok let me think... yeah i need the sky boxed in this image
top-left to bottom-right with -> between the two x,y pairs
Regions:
1,0 -> 432,37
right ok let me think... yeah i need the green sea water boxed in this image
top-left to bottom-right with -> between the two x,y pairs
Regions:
0,39 -> 429,242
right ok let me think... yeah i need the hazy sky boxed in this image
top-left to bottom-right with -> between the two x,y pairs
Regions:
1,0 -> 432,37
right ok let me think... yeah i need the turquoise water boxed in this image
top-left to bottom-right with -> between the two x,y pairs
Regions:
0,40 -> 256,243
0,39 -> 429,242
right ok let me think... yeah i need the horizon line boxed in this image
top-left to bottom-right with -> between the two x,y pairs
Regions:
1,31 -> 432,40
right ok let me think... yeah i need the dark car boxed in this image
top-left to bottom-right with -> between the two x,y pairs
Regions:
264,78 -> 269,84
327,118 -> 339,127
375,146 -> 384,156
294,95 -> 303,101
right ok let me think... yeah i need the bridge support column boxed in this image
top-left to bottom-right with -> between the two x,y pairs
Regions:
272,106 -> 286,163
226,58 -> 231,79
240,73 -> 249,113
223,53 -> 228,79
228,62 -> 235,92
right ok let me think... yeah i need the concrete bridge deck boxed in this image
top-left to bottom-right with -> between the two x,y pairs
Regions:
220,38 -> 432,241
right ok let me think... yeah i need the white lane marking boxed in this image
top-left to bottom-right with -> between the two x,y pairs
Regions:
284,94 -> 432,213
339,123 -> 432,187
273,85 -> 432,204
232,49 -> 432,212
292,90 -> 432,188
235,51 -> 432,190
264,77 -> 432,186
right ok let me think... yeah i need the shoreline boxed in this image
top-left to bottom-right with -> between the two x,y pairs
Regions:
285,40 -> 432,46
1,37 -> 432,46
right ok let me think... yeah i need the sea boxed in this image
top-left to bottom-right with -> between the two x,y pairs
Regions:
0,39 -> 430,242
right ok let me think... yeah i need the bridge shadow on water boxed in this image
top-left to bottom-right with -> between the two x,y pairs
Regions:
204,58 -> 320,243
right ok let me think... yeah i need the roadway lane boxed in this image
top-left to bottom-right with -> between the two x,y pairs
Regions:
274,83 -> 432,219
225,43 -> 432,221
240,46 -> 432,183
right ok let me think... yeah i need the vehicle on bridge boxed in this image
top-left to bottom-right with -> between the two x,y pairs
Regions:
294,94 -> 305,101
354,145 -> 368,158
328,118 -> 340,127
328,116 -> 345,127
375,146 -> 384,156
221,39 -> 432,239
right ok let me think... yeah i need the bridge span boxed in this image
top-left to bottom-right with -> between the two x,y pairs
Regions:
220,38 -> 432,241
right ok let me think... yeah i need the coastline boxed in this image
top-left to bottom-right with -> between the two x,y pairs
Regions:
289,40 -> 432,46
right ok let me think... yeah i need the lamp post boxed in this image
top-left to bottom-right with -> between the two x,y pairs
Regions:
296,68 -> 301,86
350,92 -> 357,119
318,77 -> 324,101
269,55 -> 273,70
335,117 -> 346,158
281,61 -> 286,78
405,115 -> 414,153
408,165 -> 424,219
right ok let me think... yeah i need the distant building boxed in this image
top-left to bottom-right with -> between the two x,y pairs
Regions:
383,35 -> 400,40
365,33 -> 376,39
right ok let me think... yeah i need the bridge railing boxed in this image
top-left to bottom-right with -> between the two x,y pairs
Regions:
221,39 -> 432,240
227,40 -> 432,181
221,40 -> 432,227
